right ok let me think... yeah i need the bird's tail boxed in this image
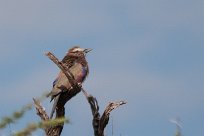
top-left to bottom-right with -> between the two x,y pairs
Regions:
50,95 -> 60,119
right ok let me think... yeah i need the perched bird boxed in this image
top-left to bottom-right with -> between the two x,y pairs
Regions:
47,46 -> 91,119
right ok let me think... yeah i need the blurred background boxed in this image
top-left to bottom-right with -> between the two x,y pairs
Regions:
0,0 -> 203,136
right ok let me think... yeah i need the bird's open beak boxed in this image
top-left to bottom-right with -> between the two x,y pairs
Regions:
84,48 -> 92,53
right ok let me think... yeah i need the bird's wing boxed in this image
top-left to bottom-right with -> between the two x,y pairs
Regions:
47,72 -> 69,99
49,63 -> 84,97
53,77 -> 58,87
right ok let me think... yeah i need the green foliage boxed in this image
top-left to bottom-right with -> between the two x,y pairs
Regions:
14,118 -> 69,136
39,118 -> 69,128
0,93 -> 47,129
175,129 -> 181,136
0,104 -> 32,129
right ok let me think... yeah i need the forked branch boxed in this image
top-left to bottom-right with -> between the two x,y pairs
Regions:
82,88 -> 127,136
34,52 -> 82,136
33,51 -> 127,136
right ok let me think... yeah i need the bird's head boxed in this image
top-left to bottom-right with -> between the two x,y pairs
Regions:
67,46 -> 92,58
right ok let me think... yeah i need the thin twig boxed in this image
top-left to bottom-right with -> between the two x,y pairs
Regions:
82,88 -> 100,136
33,98 -> 49,121
33,98 -> 49,134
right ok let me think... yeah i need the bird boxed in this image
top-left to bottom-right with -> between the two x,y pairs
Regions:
47,46 -> 92,119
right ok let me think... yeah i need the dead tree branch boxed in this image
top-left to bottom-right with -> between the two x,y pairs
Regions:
33,52 -> 82,136
33,51 -> 127,136
33,98 -> 49,121
33,98 -> 69,136
81,88 -> 100,136
46,52 -> 83,135
33,98 -> 49,134
82,88 -> 127,136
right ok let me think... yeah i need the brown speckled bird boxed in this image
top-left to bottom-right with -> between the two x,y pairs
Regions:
47,46 -> 91,118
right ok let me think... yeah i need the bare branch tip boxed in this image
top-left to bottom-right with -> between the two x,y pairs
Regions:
45,52 -> 51,56
120,100 -> 127,105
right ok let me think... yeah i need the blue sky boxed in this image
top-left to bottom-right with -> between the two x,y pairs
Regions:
0,0 -> 203,136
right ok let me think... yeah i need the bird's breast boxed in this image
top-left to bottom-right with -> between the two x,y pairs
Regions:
75,66 -> 88,83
